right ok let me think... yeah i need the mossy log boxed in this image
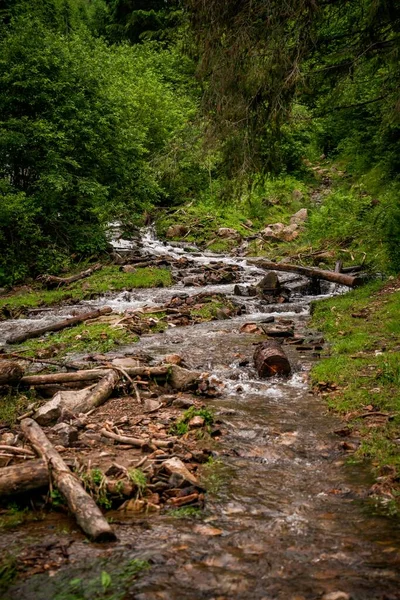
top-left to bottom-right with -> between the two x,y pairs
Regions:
0,459 -> 48,497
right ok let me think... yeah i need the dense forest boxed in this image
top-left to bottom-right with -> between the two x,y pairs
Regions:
1,0 -> 400,284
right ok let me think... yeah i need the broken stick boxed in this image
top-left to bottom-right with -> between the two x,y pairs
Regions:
21,418 -> 116,542
74,370 -> 120,414
100,428 -> 173,449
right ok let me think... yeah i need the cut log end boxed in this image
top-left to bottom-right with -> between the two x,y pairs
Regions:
253,341 -> 291,378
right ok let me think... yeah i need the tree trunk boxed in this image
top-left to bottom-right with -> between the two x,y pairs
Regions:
6,307 -> 112,345
20,365 -> 169,387
248,259 -> 362,287
74,370 -> 120,413
0,360 -> 24,384
254,340 -> 291,377
38,264 -> 103,287
21,418 -> 116,542
0,459 -> 48,497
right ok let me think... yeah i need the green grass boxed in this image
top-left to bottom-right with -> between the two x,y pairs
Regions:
0,392 -> 34,426
17,321 -> 138,358
198,457 -> 232,495
167,506 -> 202,519
169,406 -> 214,436
128,469 -> 147,497
0,266 -> 173,314
311,279 -> 400,503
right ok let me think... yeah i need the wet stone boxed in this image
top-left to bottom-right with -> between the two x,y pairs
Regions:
51,423 -> 79,447
188,415 -> 205,429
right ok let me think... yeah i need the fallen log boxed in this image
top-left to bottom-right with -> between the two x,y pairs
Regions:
0,360 -> 24,384
20,365 -> 169,387
74,370 -> 120,414
21,418 -> 116,542
248,259 -> 362,287
6,306 -> 113,345
38,264 -> 103,287
254,340 -> 291,377
0,459 -> 48,497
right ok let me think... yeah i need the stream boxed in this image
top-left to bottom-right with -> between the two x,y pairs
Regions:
1,228 -> 400,600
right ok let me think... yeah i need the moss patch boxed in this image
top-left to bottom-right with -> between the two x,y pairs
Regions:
17,321 -> 139,359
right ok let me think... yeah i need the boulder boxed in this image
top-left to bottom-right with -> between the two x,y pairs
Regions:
217,227 -> 241,241
290,208 -> 308,225
120,265 -> 136,273
166,225 -> 189,239
256,272 -> 280,295
261,222 -> 299,242
34,389 -> 90,426
52,423 -> 79,447
169,365 -> 201,391
163,353 -> 183,366
233,284 -> 257,297
112,357 -> 141,369
261,222 -> 285,240
160,457 -> 198,486
188,415 -> 205,429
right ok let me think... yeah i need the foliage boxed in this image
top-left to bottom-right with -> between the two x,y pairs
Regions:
0,9 -> 200,284
128,468 -> 147,497
168,506 -> 202,519
169,406 -> 214,436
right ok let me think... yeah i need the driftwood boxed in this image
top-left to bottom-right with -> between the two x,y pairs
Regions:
6,306 -> 113,345
20,365 -> 169,387
38,264 -> 102,287
74,370 -> 120,414
0,459 -> 49,497
0,360 -> 24,384
21,418 -> 116,541
254,340 -> 291,377
100,428 -> 173,449
248,259 -> 362,287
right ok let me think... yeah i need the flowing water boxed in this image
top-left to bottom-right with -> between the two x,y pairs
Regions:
2,229 -> 400,600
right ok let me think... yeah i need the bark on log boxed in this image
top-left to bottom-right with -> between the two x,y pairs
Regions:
20,365 -> 169,387
0,360 -> 24,384
0,459 -> 49,497
74,370 -> 120,414
248,259 -> 362,287
38,264 -> 103,287
6,307 -> 113,345
254,340 -> 291,378
21,418 -> 116,541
